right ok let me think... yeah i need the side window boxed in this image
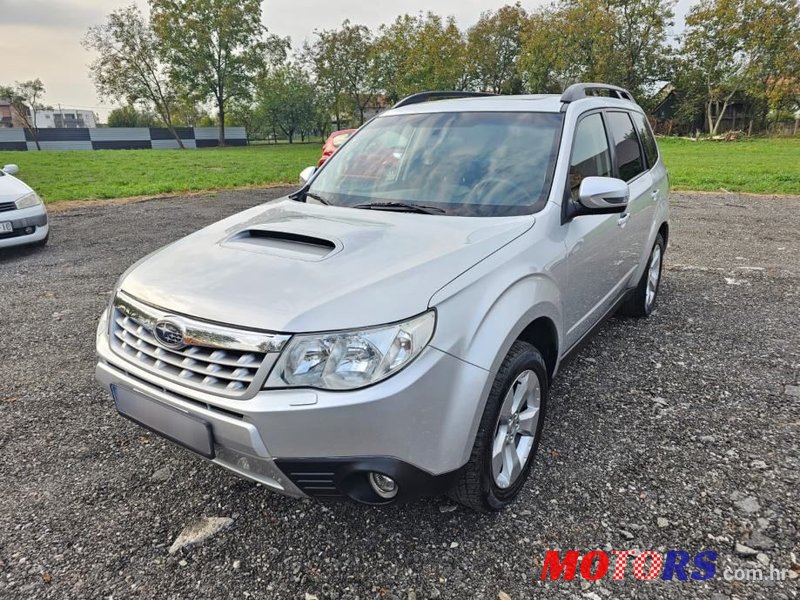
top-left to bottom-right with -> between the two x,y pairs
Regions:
606,112 -> 645,182
631,112 -> 659,167
569,113 -> 612,201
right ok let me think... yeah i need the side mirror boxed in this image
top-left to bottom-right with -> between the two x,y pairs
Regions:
2,164 -> 19,176
299,166 -> 317,185
577,176 -> 629,212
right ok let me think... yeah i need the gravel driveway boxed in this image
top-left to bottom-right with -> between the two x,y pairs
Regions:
1,189 -> 798,599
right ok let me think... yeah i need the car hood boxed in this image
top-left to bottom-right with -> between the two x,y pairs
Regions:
120,198 -> 533,332
0,173 -> 33,203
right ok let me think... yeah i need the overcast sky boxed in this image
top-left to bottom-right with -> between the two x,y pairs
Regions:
0,0 -> 693,120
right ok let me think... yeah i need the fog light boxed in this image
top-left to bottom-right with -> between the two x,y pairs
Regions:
24,227 -> 33,234
368,472 -> 398,499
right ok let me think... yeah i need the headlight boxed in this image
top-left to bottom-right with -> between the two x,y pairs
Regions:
266,311 -> 436,391
15,192 -> 42,210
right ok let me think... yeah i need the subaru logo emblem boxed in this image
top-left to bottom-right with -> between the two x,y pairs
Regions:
154,320 -> 186,350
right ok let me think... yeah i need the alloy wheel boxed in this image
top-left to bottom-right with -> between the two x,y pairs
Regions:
645,244 -> 662,310
491,370 -> 541,489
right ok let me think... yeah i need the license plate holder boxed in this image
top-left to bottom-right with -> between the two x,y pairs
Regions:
0,222 -> 12,234
111,385 -> 215,459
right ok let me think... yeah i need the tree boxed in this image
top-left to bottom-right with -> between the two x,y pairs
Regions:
465,3 -> 528,94
107,105 -> 160,127
171,93 -> 205,127
150,0 -> 287,146
256,64 -> 317,143
519,0 -> 674,101
740,0 -> 800,129
605,0 -> 675,101
679,0 -> 748,135
0,80 -> 45,150
518,8 -> 571,93
679,0 -> 800,134
85,5 -> 185,147
373,13 -> 468,103
305,20 -> 378,126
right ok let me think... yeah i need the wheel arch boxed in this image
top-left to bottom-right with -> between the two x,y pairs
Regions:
658,221 -> 669,248
517,316 -> 559,383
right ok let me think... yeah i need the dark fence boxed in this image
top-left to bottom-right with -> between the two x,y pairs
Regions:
0,127 -> 248,151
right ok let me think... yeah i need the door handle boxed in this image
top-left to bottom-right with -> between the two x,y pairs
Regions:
618,213 -> 631,227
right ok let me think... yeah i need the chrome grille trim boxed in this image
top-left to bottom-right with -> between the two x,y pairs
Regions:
109,292 -> 290,399
114,292 -> 289,354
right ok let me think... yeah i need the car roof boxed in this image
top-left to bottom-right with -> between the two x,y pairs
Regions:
381,94 -> 643,117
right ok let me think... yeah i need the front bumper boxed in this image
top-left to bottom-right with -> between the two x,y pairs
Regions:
0,203 -> 48,249
96,309 -> 491,502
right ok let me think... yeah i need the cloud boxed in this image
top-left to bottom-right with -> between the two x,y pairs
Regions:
0,0 -> 135,30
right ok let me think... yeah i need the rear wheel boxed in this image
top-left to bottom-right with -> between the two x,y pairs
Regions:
449,341 -> 548,512
620,234 -> 665,318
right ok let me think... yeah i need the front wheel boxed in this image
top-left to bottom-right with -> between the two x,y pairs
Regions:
619,233 -> 665,318
449,341 -> 548,512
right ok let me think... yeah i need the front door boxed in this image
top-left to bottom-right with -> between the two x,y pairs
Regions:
562,112 -> 633,348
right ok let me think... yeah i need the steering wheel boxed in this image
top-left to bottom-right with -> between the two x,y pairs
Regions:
466,178 -> 529,205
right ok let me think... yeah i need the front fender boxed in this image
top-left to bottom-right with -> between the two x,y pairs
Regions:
431,272 -> 563,375
429,267 -> 563,468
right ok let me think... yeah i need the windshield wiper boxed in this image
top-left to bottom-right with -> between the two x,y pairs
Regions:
353,202 -> 446,215
305,191 -> 331,205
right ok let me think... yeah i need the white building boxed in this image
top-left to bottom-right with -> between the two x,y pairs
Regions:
35,109 -> 98,129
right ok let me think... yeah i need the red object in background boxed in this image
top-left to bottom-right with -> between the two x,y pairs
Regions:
318,129 -> 358,167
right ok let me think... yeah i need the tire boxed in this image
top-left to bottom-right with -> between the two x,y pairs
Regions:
449,341 -> 548,512
619,233 -> 665,318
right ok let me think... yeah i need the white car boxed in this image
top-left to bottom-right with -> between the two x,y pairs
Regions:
0,164 -> 49,250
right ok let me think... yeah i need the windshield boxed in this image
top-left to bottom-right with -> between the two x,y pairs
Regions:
308,111 -> 563,217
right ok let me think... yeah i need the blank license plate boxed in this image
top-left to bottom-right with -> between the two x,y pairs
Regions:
111,385 -> 215,459
0,222 -> 12,233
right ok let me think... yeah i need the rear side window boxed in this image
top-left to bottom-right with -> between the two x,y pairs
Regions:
606,112 -> 645,181
631,112 -> 659,167
569,113 -> 612,200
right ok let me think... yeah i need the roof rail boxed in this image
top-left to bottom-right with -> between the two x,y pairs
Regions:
393,91 -> 496,109
561,83 -> 637,104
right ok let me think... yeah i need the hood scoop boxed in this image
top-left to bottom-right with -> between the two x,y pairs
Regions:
222,228 -> 339,261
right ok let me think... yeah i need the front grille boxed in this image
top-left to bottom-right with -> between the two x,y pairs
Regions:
0,202 -> 17,213
109,293 -> 289,398
112,312 -> 264,393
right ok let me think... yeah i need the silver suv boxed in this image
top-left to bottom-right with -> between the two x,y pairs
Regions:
96,84 -> 669,512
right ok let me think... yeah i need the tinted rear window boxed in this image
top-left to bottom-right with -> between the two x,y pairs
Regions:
631,112 -> 659,167
606,112 -> 645,182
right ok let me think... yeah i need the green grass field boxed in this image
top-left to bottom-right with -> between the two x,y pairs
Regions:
658,137 -> 800,195
1,136 -> 798,203
0,144 -> 320,203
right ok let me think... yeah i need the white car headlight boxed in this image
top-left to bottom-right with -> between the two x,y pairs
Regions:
15,192 -> 42,210
266,311 -> 436,391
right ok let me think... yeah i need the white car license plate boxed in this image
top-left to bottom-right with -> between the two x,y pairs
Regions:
0,222 -> 12,233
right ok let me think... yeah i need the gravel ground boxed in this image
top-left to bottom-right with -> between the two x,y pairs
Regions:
0,189 -> 798,600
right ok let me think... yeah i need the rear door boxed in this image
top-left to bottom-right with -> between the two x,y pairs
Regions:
604,111 -> 653,272
630,111 -> 668,261
562,112 -> 633,347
